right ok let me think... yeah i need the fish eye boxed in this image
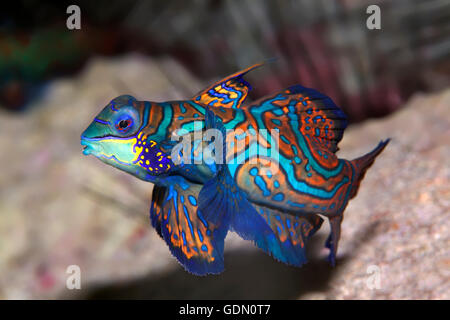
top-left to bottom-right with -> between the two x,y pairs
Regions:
116,118 -> 132,131
111,106 -> 140,136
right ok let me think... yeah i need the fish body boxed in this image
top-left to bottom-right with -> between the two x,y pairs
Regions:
81,63 -> 389,275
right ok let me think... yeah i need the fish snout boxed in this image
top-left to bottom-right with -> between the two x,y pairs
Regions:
80,136 -> 99,156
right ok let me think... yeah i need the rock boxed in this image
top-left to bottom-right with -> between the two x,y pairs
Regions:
0,54 -> 448,299
317,90 -> 450,299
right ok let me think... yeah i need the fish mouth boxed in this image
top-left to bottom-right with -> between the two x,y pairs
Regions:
81,138 -> 96,156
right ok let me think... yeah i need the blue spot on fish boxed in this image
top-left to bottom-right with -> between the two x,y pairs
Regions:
272,193 -> 284,201
188,195 -> 197,206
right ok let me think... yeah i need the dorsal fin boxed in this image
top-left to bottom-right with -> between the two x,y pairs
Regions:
245,84 -> 348,153
192,63 -> 263,109
286,85 -> 348,152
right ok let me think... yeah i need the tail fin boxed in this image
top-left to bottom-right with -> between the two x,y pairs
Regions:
349,139 -> 390,199
325,139 -> 389,267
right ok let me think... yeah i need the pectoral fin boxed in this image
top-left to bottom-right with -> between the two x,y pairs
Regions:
199,105 -> 279,252
150,185 -> 164,238
149,176 -> 226,275
198,166 -> 275,250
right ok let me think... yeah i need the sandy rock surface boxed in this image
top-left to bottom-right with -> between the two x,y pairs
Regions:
310,90 -> 450,299
0,55 -> 448,299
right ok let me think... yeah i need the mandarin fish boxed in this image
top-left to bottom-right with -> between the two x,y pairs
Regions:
81,63 -> 389,275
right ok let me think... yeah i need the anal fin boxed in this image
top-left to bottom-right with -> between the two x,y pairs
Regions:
253,203 -> 324,266
198,165 -> 324,267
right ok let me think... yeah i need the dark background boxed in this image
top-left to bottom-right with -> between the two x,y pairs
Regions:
2,0 -> 449,120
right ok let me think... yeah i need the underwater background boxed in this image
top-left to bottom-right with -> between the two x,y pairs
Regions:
0,0 -> 448,299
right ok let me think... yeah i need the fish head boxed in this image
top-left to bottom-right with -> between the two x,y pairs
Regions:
81,95 -> 173,180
